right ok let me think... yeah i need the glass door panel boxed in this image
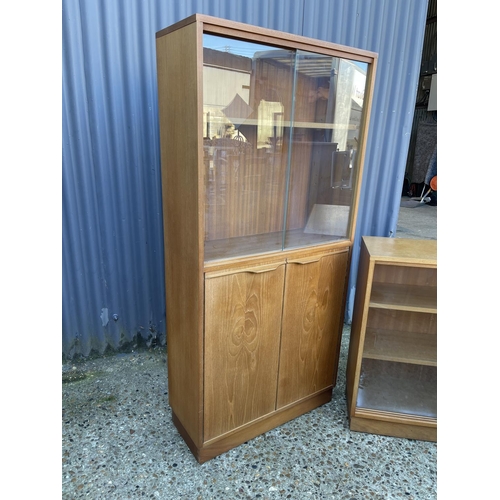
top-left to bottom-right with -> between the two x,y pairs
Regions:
357,359 -> 437,418
203,34 -> 294,262
202,35 -> 371,260
284,53 -> 369,250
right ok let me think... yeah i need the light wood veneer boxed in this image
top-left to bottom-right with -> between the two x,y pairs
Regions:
156,14 -> 377,462
346,236 -> 437,442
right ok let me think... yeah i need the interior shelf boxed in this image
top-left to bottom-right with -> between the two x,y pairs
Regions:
205,117 -> 357,131
369,282 -> 437,313
363,327 -> 436,366
204,228 -> 346,263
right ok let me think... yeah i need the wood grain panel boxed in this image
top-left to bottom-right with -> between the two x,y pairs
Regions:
362,237 -> 436,266
349,415 -> 436,442
363,328 -> 437,366
174,389 -> 332,463
156,22 -> 204,447
370,283 -> 437,313
373,264 -> 437,286
204,265 -> 285,441
196,15 -> 378,63
366,308 -> 437,335
277,251 -> 348,408
346,240 -> 372,416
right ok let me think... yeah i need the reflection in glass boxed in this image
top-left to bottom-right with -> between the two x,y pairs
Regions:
284,52 -> 367,249
202,34 -> 369,262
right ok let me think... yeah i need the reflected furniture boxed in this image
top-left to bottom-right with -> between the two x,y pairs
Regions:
156,14 -> 378,462
346,236 -> 437,441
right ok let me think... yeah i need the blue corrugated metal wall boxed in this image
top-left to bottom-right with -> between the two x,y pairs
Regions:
62,0 -> 428,358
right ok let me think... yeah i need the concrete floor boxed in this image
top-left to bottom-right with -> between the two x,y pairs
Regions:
62,201 -> 438,499
396,198 -> 437,240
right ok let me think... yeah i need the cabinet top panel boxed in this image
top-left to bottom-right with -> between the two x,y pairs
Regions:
157,14 -> 378,64
363,237 -> 436,266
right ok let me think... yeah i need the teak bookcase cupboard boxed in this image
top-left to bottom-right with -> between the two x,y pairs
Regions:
346,237 -> 437,441
156,14 -> 378,462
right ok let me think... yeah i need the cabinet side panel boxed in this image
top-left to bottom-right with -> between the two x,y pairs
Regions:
156,24 -> 203,446
346,240 -> 371,415
277,251 -> 348,408
204,266 -> 285,442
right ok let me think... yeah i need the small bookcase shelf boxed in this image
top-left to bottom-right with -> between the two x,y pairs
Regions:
370,283 -> 437,313
346,236 -> 437,441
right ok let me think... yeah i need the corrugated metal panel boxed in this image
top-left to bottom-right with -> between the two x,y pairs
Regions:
62,0 -> 170,357
62,0 -> 428,357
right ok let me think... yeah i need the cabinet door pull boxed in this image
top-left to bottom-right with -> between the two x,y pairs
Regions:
245,264 -> 284,274
205,262 -> 285,279
288,257 -> 321,265
287,249 -> 347,266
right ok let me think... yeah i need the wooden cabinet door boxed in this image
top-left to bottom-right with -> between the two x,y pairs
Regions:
276,251 -> 348,409
204,263 -> 286,442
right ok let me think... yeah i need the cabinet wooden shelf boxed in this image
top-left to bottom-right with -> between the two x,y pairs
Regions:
370,283 -> 437,313
346,237 -> 437,441
363,328 -> 437,366
204,229 -> 347,263
156,14 -> 377,463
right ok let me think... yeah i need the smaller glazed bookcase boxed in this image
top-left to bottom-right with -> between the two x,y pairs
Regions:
346,236 -> 437,441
